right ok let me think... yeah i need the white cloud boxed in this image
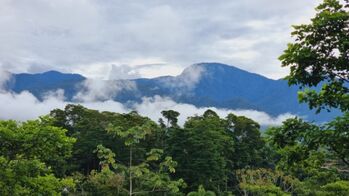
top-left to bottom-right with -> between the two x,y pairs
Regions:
0,89 -> 295,127
108,64 -> 141,80
42,89 -> 66,101
136,63 -> 183,79
159,64 -> 205,93
133,96 -> 295,127
73,79 -> 137,102
0,0 -> 322,79
0,90 -> 129,121
0,68 -> 11,91
0,91 -> 66,121
177,64 -> 205,88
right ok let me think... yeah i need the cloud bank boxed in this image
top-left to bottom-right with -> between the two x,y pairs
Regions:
0,90 -> 294,127
133,96 -> 295,126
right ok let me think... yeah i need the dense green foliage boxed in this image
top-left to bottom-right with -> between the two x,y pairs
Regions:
0,118 -> 76,195
280,0 -> 349,113
1,105 -> 348,195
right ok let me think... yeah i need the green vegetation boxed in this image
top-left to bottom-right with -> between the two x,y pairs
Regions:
1,104 -> 348,195
0,0 -> 348,195
280,0 -> 349,112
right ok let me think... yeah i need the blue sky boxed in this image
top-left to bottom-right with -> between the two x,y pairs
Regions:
0,0 -> 320,79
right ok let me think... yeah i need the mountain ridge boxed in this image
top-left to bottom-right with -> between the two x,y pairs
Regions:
5,62 -> 340,122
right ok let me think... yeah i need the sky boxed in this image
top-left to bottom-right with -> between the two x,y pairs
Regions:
1,0 -> 326,125
0,0 -> 321,79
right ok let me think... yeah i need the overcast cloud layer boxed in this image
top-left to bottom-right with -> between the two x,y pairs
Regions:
0,0 -> 320,79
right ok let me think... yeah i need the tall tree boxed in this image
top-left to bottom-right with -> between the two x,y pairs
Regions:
278,0 -> 349,180
107,113 -> 185,195
167,110 -> 233,193
279,0 -> 349,112
161,110 -> 180,128
225,114 -> 266,169
50,104 -> 124,174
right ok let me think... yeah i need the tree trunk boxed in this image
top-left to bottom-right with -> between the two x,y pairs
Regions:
129,145 -> 133,196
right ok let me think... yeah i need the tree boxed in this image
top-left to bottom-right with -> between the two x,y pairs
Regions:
266,119 -> 332,180
187,185 -> 216,196
0,119 -> 76,195
225,114 -> 266,169
107,113 -> 185,195
50,104 -> 125,174
278,1 -> 349,191
84,167 -> 124,195
279,0 -> 349,112
322,113 -> 349,166
50,105 -> 161,175
265,118 -> 349,195
82,145 -> 125,195
161,110 -> 180,128
0,118 -> 76,177
167,110 -> 233,193
108,114 -> 158,196
320,180 -> 349,195
0,156 -> 75,195
236,168 -> 300,195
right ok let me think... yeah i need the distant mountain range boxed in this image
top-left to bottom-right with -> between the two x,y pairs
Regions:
4,63 -> 340,122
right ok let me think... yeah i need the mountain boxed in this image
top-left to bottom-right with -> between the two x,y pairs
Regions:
7,70 -> 85,100
5,63 -> 340,122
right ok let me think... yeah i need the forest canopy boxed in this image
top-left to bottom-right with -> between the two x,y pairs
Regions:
0,104 -> 348,195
